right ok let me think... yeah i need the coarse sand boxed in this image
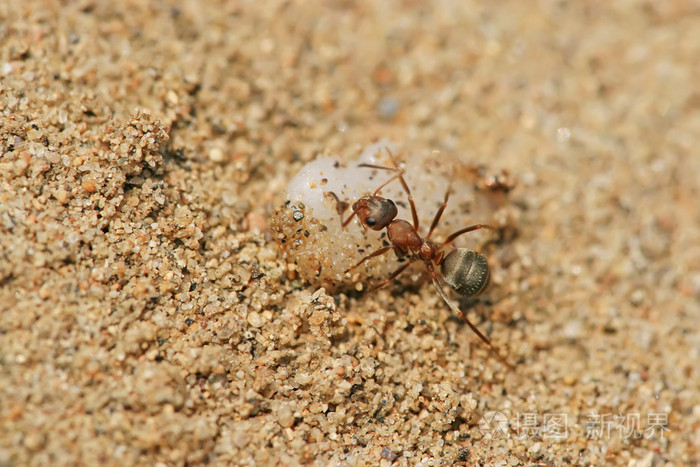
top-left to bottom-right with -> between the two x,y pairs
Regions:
1,1 -> 699,465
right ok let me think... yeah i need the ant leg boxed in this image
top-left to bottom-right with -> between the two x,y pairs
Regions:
383,146 -> 402,169
426,187 -> 451,239
430,273 -> 514,369
365,259 -> 416,293
399,172 -> 419,232
442,224 -> 495,247
345,246 -> 393,273
359,146 -> 403,172
386,148 -> 419,231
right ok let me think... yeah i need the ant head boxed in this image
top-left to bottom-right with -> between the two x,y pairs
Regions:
352,196 -> 397,231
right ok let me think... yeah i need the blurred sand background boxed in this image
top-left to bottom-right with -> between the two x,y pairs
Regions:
1,1 -> 699,465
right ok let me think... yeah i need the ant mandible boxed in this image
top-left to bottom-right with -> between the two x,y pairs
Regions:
342,152 -> 513,368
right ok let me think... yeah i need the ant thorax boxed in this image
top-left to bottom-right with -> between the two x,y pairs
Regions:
386,220 -> 422,251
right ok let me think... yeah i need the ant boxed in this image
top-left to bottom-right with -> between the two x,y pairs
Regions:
341,153 -> 513,368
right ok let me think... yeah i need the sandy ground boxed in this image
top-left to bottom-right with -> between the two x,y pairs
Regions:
1,1 -> 699,465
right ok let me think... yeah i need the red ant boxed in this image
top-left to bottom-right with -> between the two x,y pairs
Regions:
341,154 -> 513,368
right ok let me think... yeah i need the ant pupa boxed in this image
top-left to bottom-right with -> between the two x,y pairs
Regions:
341,152 -> 513,368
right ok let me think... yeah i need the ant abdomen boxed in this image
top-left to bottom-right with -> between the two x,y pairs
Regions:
441,249 -> 491,298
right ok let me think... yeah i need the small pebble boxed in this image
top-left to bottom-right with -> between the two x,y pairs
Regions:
247,311 -> 265,328
82,180 -> 96,193
277,404 -> 294,428
209,147 -> 225,162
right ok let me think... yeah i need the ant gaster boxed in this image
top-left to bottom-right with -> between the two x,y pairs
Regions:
342,154 -> 512,368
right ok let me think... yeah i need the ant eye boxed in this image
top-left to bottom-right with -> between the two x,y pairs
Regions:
366,217 -> 376,226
